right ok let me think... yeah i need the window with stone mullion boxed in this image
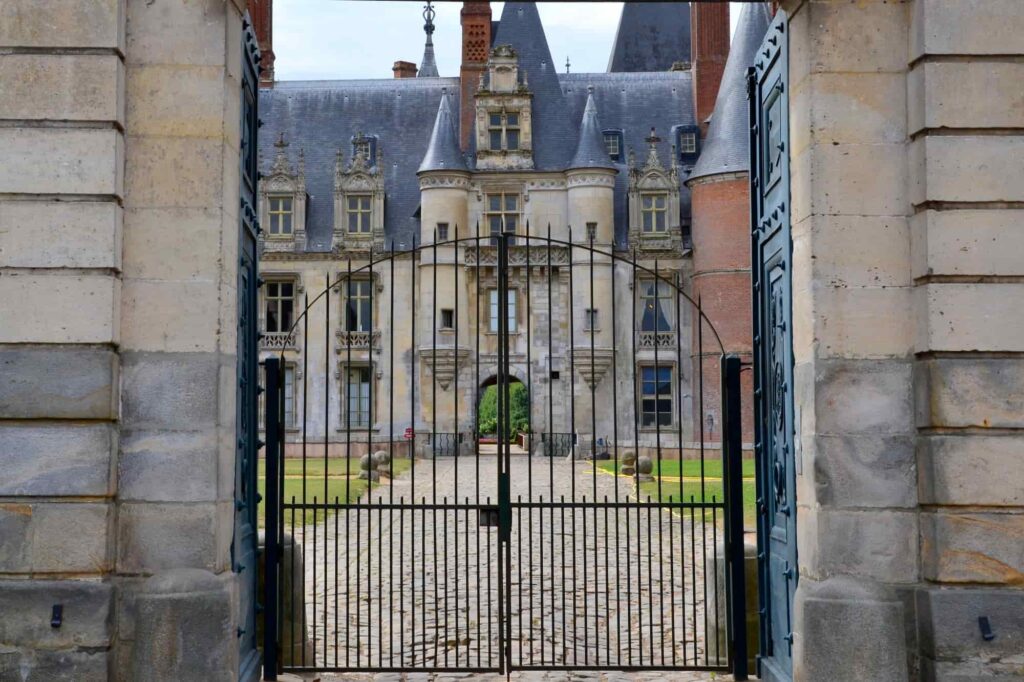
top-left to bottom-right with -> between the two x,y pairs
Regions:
485,192 -> 519,244
345,366 -> 372,428
488,111 -> 520,151
641,193 -> 668,233
639,279 -> 673,332
264,280 -> 295,333
640,365 -> 673,427
344,280 -> 373,332
346,195 -> 372,233
268,195 -> 293,236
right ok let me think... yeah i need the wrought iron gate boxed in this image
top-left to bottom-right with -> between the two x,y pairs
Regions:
262,230 -> 748,678
750,10 -> 797,682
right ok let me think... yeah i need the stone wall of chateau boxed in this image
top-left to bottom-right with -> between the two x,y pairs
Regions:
783,0 -> 1024,679
0,0 -> 247,679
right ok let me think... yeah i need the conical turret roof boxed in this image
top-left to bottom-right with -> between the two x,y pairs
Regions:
687,3 -> 770,182
569,89 -> 616,170
418,91 -> 467,172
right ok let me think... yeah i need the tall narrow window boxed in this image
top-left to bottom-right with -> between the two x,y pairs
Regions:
679,131 -> 697,154
268,195 -> 293,236
488,111 -> 520,151
603,133 -> 620,160
345,367 -> 371,428
584,308 -> 599,331
437,222 -> 449,241
440,308 -> 454,330
264,280 -> 295,333
346,195 -> 372,233
485,192 -> 519,244
641,193 -> 668,232
586,222 -> 598,243
284,365 -> 296,427
639,279 -> 673,331
345,280 -> 373,332
489,289 -> 517,333
640,366 -> 673,427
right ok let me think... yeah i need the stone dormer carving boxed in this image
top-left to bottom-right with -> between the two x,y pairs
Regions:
627,128 -> 684,254
259,133 -> 308,253
333,136 -> 385,254
475,45 -> 534,171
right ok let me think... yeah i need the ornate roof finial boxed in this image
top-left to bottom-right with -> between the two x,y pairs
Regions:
270,133 -> 292,176
274,132 -> 288,149
644,127 -> 664,170
565,56 -> 571,74
418,1 -> 439,78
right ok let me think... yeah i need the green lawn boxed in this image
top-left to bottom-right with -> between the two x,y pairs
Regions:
596,458 -> 755,480
596,459 -> 757,526
257,457 -> 410,527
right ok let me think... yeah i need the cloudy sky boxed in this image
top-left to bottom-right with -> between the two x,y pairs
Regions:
274,1 -> 742,81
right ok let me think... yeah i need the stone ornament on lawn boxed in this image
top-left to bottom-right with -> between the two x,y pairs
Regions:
620,451 -> 636,476
373,450 -> 391,477
358,453 -> 379,481
636,455 -> 655,482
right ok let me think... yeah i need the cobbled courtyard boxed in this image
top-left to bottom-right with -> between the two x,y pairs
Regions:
288,455 -> 731,682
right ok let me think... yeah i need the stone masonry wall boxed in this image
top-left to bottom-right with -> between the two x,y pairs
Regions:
0,1 -> 248,680
783,0 -> 1024,680
0,1 -> 125,678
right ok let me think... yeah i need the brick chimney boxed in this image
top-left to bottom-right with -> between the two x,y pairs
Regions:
247,0 -> 275,87
691,3 -> 729,135
393,61 -> 418,78
459,1 -> 492,151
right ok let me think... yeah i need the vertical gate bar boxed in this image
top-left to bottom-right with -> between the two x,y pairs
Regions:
289,499 -> 296,667
475,228 -> 482,667
647,492 -> 655,664
334,494 -> 339,668
603,496 -> 610,666
546,223 -> 554,668
723,353 -> 749,679
673,274 -> 684,665
566,226 -> 577,667
453,229 -> 460,668
431,232 -> 440,666
609,252 -> 621,668
689,497 -> 698,666
422,496 -> 427,666
698,296 -> 710,666
525,232 -> 533,668
368,252 -> 377,668
389,242 -> 396,666
496,230 -> 508,673
587,233 -> 596,666
409,238 -> 418,667
560,495 -> 566,664
628,249 -> 638,666
443,495 -> 450,667
487,495 -> 493,668
301,294 -> 309,669
323,279 -> 330,668
263,358 -> 282,680
343,262 -> 352,668
399,497 -> 405,666
652,260 -> 665,666
713,499 -> 721,667
517,496 -> 523,666
312,496 -> 317,666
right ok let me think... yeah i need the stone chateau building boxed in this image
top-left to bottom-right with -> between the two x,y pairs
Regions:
255,1 -> 764,457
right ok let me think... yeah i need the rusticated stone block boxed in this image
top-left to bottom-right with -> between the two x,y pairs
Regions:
917,283 -> 1024,353
130,569 -> 236,682
915,357 -> 1024,429
0,348 -> 118,420
911,0 -> 1024,58
0,504 -> 32,572
116,503 -> 218,573
911,135 -> 1024,206
0,128 -> 123,196
0,423 -> 115,497
0,273 -> 119,344
917,587 -> 1024,671
125,0 -> 228,67
119,428 -> 218,503
815,359 -> 914,436
811,434 -> 917,509
918,435 -> 1024,506
0,53 -> 123,123
120,352 -> 219,430
0,648 -> 108,682
29,503 -> 111,573
0,0 -> 123,50
0,200 -> 122,270
794,576 -> 909,682
911,209 -> 1024,279
921,512 -> 1024,585
908,61 -> 1024,134
0,580 -> 111,648
800,508 -> 919,584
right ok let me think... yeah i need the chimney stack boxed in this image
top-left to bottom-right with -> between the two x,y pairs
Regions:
691,3 -> 730,135
393,61 -> 418,78
459,1 -> 492,151
247,0 -> 276,87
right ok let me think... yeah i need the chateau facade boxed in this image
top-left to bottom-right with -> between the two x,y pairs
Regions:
256,2 -> 764,456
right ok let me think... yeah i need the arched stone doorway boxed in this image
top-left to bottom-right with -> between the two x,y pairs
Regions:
476,375 -> 530,452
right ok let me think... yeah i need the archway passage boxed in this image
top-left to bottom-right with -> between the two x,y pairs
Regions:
477,377 -> 530,447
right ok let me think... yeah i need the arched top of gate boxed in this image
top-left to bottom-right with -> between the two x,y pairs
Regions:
279,232 -> 726,357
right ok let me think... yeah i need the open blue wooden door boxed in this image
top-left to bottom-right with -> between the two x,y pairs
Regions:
749,10 -> 796,682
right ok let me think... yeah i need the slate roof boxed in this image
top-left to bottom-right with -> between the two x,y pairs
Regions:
568,90 -> 617,170
419,91 -> 468,173
259,78 -> 458,251
489,3 -> 575,171
608,2 -> 692,73
688,2 -> 771,182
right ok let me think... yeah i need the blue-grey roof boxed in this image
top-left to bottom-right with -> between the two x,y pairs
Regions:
490,3 -> 574,171
608,2 -> 692,73
419,91 -> 468,173
569,90 -> 617,170
688,2 -> 770,182
560,72 -> 696,245
259,78 -> 458,251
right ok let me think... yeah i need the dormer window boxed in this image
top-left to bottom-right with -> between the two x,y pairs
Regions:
268,195 -> 294,236
346,195 -> 372,233
488,111 -> 520,151
603,129 -> 624,161
676,125 -> 700,163
351,134 -> 377,162
641,193 -> 668,232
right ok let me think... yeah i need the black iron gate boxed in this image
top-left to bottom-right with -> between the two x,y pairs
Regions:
262,230 -> 747,678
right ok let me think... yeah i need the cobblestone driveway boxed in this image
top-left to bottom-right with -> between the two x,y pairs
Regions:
289,454 -> 730,682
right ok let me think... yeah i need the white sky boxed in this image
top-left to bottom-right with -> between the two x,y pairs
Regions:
274,1 -> 743,81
